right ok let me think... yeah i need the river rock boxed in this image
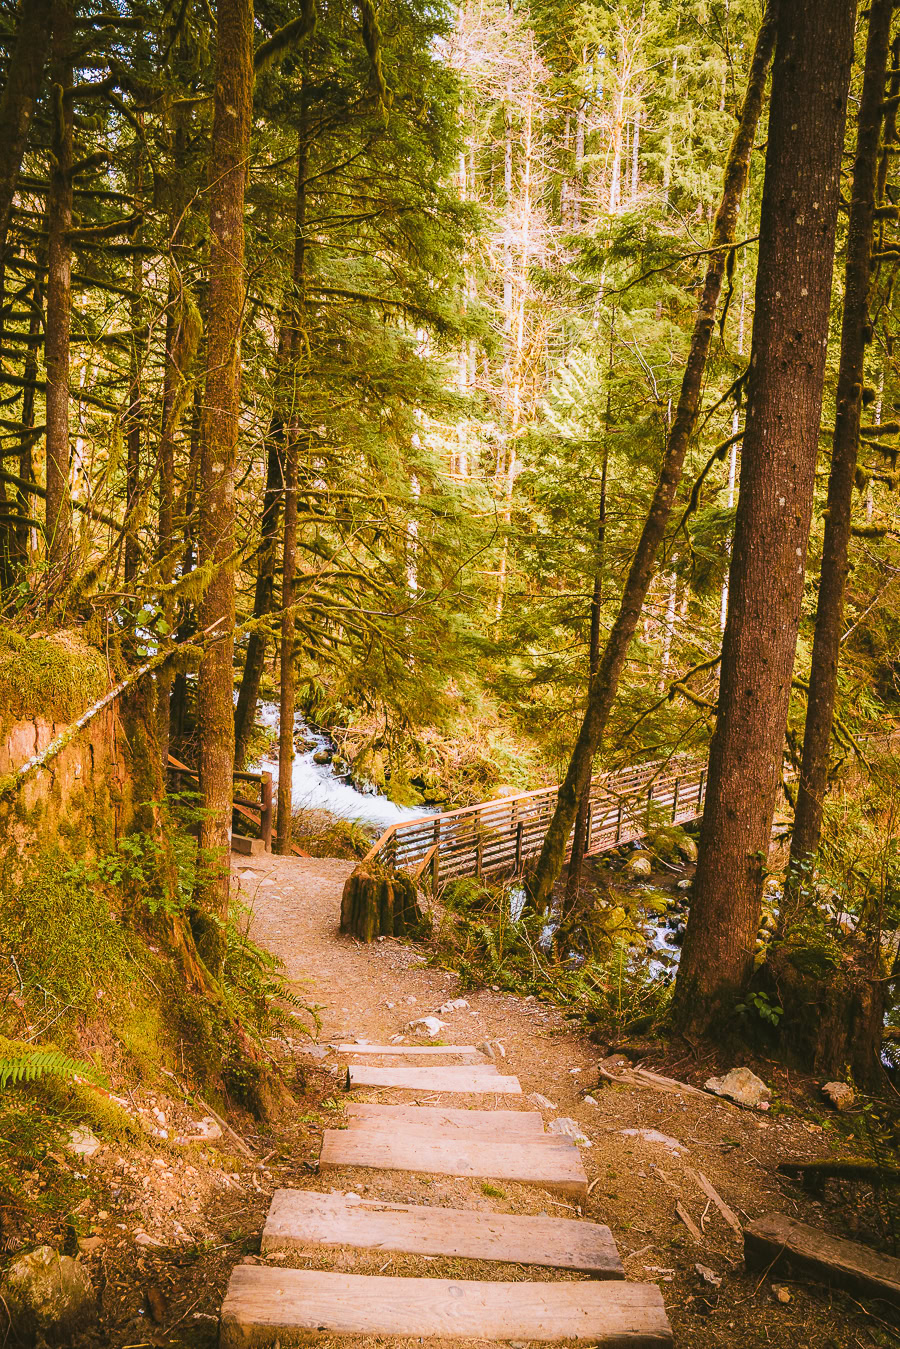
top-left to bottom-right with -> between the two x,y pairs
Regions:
0,1246 -> 96,1343
312,749 -> 332,765
822,1081 -> 855,1112
677,836 -> 698,862
704,1066 -> 771,1109
626,854 -> 652,877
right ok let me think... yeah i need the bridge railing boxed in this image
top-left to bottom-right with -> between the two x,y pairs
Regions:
362,755 -> 706,894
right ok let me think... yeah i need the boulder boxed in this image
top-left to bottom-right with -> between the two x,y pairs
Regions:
704,1066 -> 772,1109
626,853 -> 652,878
822,1081 -> 855,1112
1,1246 -> 96,1344
312,749 -> 332,765
676,836 -> 698,863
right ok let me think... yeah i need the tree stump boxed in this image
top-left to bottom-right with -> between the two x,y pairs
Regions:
340,864 -> 423,942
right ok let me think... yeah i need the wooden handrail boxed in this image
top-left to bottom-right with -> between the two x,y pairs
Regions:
167,752 -> 301,856
362,755 -> 707,890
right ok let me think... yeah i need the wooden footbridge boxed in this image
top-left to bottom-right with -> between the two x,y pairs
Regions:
361,754 -> 707,891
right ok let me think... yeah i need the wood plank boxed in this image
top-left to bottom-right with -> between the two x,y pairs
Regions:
220,1268 -> 673,1346
261,1189 -> 624,1276
744,1213 -> 900,1319
319,1128 -> 588,1200
336,1043 -> 485,1057
344,1103 -> 544,1136
347,1064 -> 521,1094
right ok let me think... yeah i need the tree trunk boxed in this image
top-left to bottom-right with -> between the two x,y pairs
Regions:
233,435 -> 283,767
564,445 -> 608,909
784,0 -> 893,925
529,7 -> 777,911
0,0 -> 53,357
275,135 -> 309,856
124,159 -> 143,589
196,0 -> 254,944
276,435 -> 298,854
44,0 -> 74,576
672,0 -> 857,1032
156,111 -> 192,769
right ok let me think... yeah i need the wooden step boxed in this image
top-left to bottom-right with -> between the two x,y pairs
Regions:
319,1127 -> 588,1200
347,1064 -> 521,1094
220,1267 -> 673,1346
345,1102 -> 545,1135
336,1042 -> 485,1056
262,1189 -> 624,1276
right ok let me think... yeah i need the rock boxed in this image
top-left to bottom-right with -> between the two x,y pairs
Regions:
548,1117 -> 591,1146
438,998 -> 469,1013
526,1092 -> 557,1110
583,1095 -> 598,1105
677,836 -> 698,863
677,878 -> 692,890
67,1127 -> 101,1158
704,1066 -> 772,1109
312,749 -> 332,765
409,1015 -> 447,1037
621,1127 -> 683,1154
626,854 -> 652,877
695,1264 -> 722,1288
175,1116 -> 223,1145
0,1246 -> 96,1343
134,1231 -> 163,1248
822,1081 -> 855,1112
771,1284 -> 791,1303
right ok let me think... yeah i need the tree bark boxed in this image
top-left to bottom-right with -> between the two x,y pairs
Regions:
0,0 -> 54,357
124,157 -> 144,589
672,0 -> 857,1032
196,0 -> 254,940
564,445 -> 608,909
44,0 -> 74,576
529,6 -> 778,912
784,0 -> 893,925
275,135 -> 309,856
233,406 -> 284,768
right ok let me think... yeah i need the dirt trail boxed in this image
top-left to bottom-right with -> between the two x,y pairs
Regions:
236,854 -> 886,1348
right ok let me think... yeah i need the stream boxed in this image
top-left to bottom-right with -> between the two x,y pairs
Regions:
252,703 -> 433,834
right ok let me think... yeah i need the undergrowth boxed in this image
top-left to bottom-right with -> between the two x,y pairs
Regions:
429,876 -> 672,1038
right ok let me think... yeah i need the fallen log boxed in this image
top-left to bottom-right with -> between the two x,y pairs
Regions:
744,1213 -> 900,1321
778,1158 -> 900,1191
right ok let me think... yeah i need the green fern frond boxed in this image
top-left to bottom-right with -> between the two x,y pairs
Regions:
0,1040 -> 98,1091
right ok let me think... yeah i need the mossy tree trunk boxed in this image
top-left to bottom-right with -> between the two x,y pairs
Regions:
196,0 -> 254,951
44,0 -> 74,576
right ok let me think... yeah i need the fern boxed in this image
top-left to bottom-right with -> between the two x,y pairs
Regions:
0,1042 -> 97,1091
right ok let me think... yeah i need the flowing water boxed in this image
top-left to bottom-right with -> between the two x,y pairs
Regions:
253,702 -> 433,833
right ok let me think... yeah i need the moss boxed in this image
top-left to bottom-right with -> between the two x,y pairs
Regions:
0,628 -> 109,730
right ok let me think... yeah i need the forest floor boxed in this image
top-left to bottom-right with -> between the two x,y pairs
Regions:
32,853 -> 897,1348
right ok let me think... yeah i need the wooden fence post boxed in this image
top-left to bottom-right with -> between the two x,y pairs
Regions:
515,821 -> 524,874
671,777 -> 679,824
260,772 -> 273,851
616,801 -> 623,843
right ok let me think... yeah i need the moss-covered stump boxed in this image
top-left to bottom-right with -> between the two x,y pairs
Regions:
340,864 -> 423,942
765,943 -> 885,1089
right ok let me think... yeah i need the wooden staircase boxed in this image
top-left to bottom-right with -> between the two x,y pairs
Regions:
219,1043 -> 674,1346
